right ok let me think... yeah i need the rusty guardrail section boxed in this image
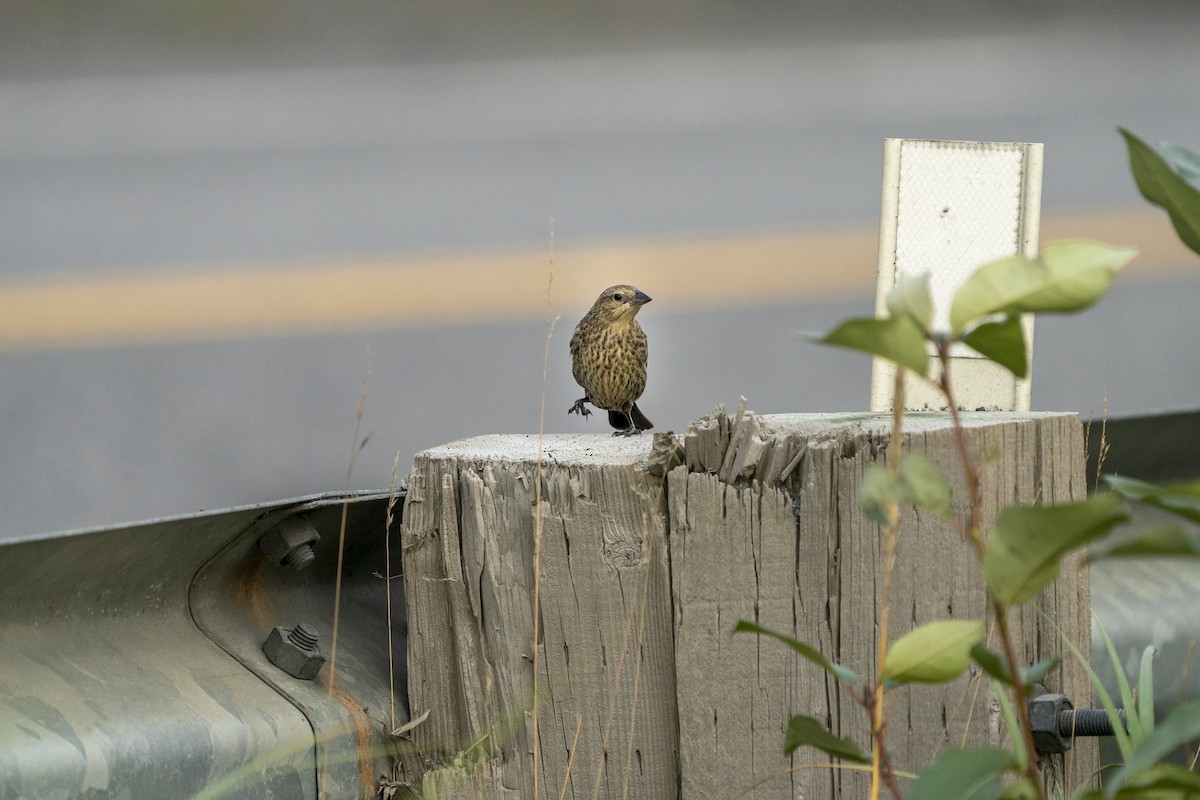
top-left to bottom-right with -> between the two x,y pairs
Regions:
0,490 -> 406,798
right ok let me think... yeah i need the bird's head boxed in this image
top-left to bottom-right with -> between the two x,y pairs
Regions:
591,285 -> 652,325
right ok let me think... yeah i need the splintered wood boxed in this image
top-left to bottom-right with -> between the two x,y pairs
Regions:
398,404 -> 1092,799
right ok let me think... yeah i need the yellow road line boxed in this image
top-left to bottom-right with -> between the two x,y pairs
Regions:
0,208 -> 1193,351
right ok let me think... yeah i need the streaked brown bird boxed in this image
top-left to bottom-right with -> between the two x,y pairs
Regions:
568,284 -> 654,436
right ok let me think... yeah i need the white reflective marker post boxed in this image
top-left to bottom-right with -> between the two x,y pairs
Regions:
870,138 -> 1044,412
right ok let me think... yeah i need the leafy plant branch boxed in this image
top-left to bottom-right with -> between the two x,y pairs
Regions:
833,240 -> 1136,797
737,129 -> 1200,800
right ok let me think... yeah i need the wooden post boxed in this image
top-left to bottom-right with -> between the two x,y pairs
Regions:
399,404 -> 1093,798
398,434 -> 678,799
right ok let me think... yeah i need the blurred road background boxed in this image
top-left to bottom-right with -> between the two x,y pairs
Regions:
2,0 -> 1198,538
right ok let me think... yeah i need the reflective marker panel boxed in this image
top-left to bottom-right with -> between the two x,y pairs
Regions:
871,138 -> 1043,412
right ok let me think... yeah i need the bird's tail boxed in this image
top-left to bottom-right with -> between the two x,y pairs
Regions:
608,404 -> 653,432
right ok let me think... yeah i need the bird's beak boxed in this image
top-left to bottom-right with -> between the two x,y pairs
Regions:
631,290 -> 652,306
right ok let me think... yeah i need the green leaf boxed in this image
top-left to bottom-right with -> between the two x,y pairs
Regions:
948,242 -> 1135,334
812,316 -> 929,375
1136,645 -> 1156,735
1105,475 -> 1200,525
887,272 -> 934,332
1097,620 -> 1141,755
1120,127 -> 1200,257
1020,657 -> 1061,689
1161,142 -> 1200,185
983,494 -> 1129,605
960,315 -> 1028,378
1020,240 -> 1136,312
899,453 -> 955,519
783,714 -> 870,763
997,780 -> 1039,800
1104,698 -> 1200,798
883,619 -> 984,685
860,465 -> 899,526
1090,524 -> 1200,561
948,255 -> 1039,335
970,643 -> 1013,685
1112,763 -> 1200,795
907,747 -> 1016,800
733,620 -> 857,684
860,455 -> 954,527
973,656 -> 1065,722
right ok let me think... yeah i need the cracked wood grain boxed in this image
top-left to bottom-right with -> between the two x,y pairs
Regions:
399,410 -> 1091,798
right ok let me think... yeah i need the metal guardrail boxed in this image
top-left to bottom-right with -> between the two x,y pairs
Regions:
0,490 -> 406,798
1086,409 -> 1200,768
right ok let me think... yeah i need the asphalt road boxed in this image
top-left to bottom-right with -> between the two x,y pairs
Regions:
2,2 -> 1199,538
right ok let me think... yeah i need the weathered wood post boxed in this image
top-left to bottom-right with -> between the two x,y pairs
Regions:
398,434 -> 678,798
397,402 -> 1093,798
668,404 -> 1093,799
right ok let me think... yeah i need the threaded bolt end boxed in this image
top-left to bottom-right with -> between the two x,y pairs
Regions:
289,623 -> 320,651
284,544 -> 316,571
1058,708 -> 1126,737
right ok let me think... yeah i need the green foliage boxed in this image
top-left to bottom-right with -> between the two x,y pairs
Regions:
813,315 -> 928,375
881,619 -> 984,685
1094,476 -> 1200,560
1120,127 -> 1200,257
972,652 -> 1063,693
1136,646 -> 1157,736
813,239 -> 1134,388
971,643 -> 1014,685
732,621 -> 857,684
1090,524 -> 1200,561
960,315 -> 1028,378
1105,476 -> 1200,525
782,714 -> 870,763
859,453 -> 954,526
949,241 -> 1136,335
1082,621 -> 1138,761
906,748 -> 1016,800
1020,657 -> 1061,690
1102,699 -> 1200,799
780,130 -> 1200,799
983,495 -> 1129,604
886,272 -> 935,332
967,651 -> 1062,705
1160,143 -> 1200,184
1081,763 -> 1200,798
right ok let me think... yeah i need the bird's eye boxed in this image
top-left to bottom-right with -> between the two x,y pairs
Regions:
613,293 -> 624,301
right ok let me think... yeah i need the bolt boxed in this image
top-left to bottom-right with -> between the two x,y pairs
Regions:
1030,692 -> 1075,754
284,544 -> 316,570
288,622 -> 320,651
263,623 -> 326,680
1030,688 -> 1129,755
1058,707 -> 1127,738
258,515 -> 321,571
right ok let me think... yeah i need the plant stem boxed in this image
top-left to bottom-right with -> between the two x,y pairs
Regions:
872,367 -> 906,800
863,685 -> 906,799
993,598 -> 1044,793
937,348 -> 984,559
936,344 -> 1046,800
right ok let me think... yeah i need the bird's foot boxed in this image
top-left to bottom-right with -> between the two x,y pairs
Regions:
611,427 -> 642,437
568,398 -> 592,418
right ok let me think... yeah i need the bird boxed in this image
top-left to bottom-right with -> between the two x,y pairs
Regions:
568,284 -> 654,436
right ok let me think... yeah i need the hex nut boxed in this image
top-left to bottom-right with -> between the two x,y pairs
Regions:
258,516 -> 321,571
1029,692 -> 1074,754
263,625 -> 326,680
